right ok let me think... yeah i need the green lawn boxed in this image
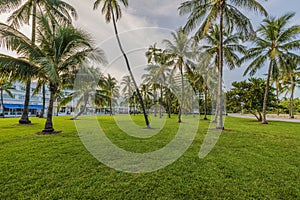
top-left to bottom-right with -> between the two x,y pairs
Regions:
0,115 -> 299,199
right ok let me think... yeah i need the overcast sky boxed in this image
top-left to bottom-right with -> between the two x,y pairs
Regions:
1,0 -> 300,93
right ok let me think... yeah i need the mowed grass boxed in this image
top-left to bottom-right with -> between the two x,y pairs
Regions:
0,115 -> 299,199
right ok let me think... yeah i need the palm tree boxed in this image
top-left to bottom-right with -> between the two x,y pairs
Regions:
179,0 -> 267,129
0,77 -> 14,118
0,0 -> 77,124
281,63 -> 300,119
144,46 -> 173,118
120,75 -> 134,112
241,13 -> 300,124
99,74 -> 120,115
93,0 -> 150,128
39,21 -> 107,132
163,28 -> 194,123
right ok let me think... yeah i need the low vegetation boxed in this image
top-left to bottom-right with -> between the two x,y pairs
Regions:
0,116 -> 299,199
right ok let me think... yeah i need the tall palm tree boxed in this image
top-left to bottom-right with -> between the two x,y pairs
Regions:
0,77 -> 14,118
0,0 -> 77,124
179,0 -> 267,129
241,13 -> 300,124
144,45 -> 173,118
281,64 -> 300,119
163,28 -> 194,123
93,0 -> 150,128
99,74 -> 120,115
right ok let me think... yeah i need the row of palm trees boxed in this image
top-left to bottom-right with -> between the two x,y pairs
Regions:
0,0 -> 300,133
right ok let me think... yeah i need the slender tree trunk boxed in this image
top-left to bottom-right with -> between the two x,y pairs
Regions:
39,84 -> 46,118
166,91 -> 171,118
204,86 -> 208,120
154,89 -> 157,117
276,79 -> 280,116
216,3 -> 224,129
1,90 -> 4,118
110,97 -> 113,116
160,84 -> 163,118
43,85 -> 56,132
72,97 -> 88,120
178,59 -> 184,123
20,0 -> 36,124
262,61 -> 273,124
109,2 -> 150,128
19,80 -> 31,124
290,75 -> 295,119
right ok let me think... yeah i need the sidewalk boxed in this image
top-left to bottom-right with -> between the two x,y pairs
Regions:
228,113 -> 300,123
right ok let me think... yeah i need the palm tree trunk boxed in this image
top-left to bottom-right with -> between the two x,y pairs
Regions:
72,97 -> 88,120
39,84 -> 46,118
262,61 -> 273,124
19,80 -> 31,124
160,84 -> 163,118
1,90 -> 4,118
204,86 -> 208,120
178,62 -> 184,123
290,75 -> 295,119
43,85 -> 56,132
276,79 -> 280,116
110,97 -> 113,116
216,2 -> 224,129
109,2 -> 150,128
20,0 -> 36,124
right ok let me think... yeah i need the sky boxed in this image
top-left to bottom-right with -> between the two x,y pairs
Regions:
1,0 -> 300,94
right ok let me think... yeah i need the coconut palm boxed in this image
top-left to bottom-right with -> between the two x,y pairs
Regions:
281,64 -> 300,119
99,74 -> 120,115
179,0 -> 267,129
144,45 -> 173,118
0,0 -> 77,124
241,13 -> 300,124
163,28 -> 194,123
93,0 -> 150,128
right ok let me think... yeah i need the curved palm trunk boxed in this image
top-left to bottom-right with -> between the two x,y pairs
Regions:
262,61 -> 273,124
39,84 -> 46,118
216,2 -> 224,129
110,2 -> 150,128
72,95 -> 89,120
19,0 -> 36,124
43,85 -> 56,132
290,75 -> 295,119
1,89 -> 4,118
19,80 -> 31,124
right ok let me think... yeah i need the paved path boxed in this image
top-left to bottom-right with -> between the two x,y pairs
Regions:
228,113 -> 300,123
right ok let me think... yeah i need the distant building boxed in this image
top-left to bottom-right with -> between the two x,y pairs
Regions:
1,81 -> 75,117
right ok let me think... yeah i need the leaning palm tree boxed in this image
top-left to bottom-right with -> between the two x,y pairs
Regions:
179,0 -> 267,129
241,13 -> 300,124
163,28 -> 194,123
93,0 -> 150,128
0,0 -> 77,124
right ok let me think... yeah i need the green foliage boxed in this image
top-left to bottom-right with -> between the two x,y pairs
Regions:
227,78 -> 276,120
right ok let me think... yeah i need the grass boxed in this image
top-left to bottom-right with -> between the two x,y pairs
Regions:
0,115 -> 299,199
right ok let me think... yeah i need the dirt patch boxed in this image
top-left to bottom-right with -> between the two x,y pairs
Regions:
35,130 -> 62,135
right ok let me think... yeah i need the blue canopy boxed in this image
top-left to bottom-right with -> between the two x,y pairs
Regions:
4,104 -> 43,109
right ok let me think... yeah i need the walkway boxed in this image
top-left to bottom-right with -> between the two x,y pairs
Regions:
228,113 -> 300,123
